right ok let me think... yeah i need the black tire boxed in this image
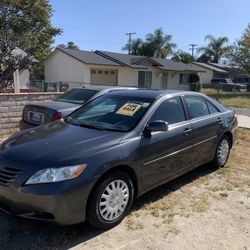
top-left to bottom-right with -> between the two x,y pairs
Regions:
212,135 -> 231,168
87,172 -> 134,229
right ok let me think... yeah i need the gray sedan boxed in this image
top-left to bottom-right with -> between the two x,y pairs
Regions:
0,90 -> 237,229
21,85 -> 136,129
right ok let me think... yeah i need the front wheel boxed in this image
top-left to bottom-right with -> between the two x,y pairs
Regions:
87,172 -> 134,229
213,135 -> 231,168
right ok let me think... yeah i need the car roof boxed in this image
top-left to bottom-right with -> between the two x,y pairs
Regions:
81,84 -> 137,91
103,89 -> 228,112
104,89 -> 188,99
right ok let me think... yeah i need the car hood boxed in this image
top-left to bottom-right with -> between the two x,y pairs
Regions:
0,121 -> 124,167
34,100 -> 81,112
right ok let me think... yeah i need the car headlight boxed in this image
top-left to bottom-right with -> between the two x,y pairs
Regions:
25,164 -> 87,185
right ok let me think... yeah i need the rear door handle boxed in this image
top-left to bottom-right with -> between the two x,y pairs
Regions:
183,128 -> 192,136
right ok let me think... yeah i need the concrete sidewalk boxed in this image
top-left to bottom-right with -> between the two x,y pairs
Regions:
238,115 -> 250,129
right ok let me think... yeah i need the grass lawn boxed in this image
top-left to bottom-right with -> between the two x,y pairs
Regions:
201,89 -> 250,108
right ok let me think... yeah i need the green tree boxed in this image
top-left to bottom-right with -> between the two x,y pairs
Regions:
197,35 -> 230,63
145,28 -> 176,58
122,28 -> 176,58
58,41 -> 80,49
0,0 -> 62,80
196,53 -> 212,63
122,38 -> 144,55
229,24 -> 250,74
172,50 -> 194,63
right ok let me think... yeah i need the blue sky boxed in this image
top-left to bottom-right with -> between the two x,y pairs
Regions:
50,0 -> 250,56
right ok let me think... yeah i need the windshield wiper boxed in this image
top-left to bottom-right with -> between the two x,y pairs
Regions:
76,123 -> 105,130
55,99 -> 84,104
65,119 -> 122,132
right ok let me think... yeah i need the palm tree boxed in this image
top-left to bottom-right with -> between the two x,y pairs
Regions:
58,41 -> 79,49
197,35 -> 230,63
145,28 -> 176,58
122,38 -> 144,55
172,50 -> 194,63
122,28 -> 176,58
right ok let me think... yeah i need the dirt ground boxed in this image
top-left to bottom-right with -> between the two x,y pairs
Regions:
0,129 -> 250,250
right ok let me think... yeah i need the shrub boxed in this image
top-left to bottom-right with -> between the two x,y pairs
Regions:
190,82 -> 201,92
189,74 -> 200,83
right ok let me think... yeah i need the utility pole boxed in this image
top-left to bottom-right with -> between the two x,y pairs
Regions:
189,44 -> 198,57
126,32 -> 136,55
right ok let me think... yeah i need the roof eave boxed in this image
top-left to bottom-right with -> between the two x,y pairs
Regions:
134,57 -> 163,67
57,47 -> 89,64
156,66 -> 203,73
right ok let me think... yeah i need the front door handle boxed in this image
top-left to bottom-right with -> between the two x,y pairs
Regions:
217,117 -> 223,124
183,128 -> 192,136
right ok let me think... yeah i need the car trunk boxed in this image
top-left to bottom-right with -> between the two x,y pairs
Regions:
23,104 -> 57,125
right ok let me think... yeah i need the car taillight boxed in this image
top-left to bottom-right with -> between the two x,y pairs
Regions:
52,112 -> 62,121
233,112 -> 238,121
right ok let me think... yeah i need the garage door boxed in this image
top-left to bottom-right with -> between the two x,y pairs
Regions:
90,69 -> 118,85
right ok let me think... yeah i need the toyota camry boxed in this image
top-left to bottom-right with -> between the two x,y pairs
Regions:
0,90 -> 238,229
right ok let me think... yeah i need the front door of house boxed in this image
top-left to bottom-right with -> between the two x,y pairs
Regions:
161,72 -> 168,89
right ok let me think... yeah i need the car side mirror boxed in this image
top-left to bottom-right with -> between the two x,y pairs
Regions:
145,120 -> 168,133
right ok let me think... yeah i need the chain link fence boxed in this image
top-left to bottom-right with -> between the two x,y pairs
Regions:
27,81 -> 87,93
0,81 -> 87,93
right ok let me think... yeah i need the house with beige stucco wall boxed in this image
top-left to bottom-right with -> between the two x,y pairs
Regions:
44,48 -> 202,90
192,62 -> 250,84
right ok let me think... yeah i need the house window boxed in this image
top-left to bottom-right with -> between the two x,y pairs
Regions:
91,70 -> 96,74
98,70 -> 103,74
180,74 -> 190,84
104,71 -> 109,74
138,71 -> 152,88
110,71 -> 115,75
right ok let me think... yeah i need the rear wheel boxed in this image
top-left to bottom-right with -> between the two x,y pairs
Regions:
87,172 -> 134,229
213,135 -> 231,168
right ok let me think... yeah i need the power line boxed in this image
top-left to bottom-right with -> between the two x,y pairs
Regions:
189,44 -> 198,57
126,32 -> 136,55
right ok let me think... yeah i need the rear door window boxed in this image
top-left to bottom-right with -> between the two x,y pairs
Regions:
184,95 -> 209,119
56,89 -> 98,104
206,100 -> 220,114
149,96 -> 186,125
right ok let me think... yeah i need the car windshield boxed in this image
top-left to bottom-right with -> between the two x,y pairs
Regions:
56,88 -> 98,104
65,95 -> 154,132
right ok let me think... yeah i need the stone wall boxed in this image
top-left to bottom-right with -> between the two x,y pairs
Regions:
0,93 -> 61,140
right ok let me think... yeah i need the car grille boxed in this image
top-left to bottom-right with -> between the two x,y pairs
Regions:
0,167 -> 23,186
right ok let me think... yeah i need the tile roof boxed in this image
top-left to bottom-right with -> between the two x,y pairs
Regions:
96,51 -> 202,72
57,48 -> 121,66
56,48 -> 202,73
153,58 -> 204,72
207,63 -> 240,73
95,50 -> 149,69
192,62 -> 228,73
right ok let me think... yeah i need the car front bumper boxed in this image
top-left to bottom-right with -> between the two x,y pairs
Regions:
0,174 -> 96,225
